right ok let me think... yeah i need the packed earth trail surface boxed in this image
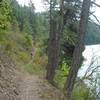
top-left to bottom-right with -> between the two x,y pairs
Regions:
18,73 -> 43,100
18,71 -> 63,100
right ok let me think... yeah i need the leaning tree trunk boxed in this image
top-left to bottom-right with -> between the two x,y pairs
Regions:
64,0 -> 91,99
46,0 -> 64,83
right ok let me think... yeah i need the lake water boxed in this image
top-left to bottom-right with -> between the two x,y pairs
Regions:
78,44 -> 100,77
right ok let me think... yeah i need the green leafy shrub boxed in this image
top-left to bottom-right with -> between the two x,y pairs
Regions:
0,0 -> 10,29
72,82 -> 94,100
54,61 -> 69,89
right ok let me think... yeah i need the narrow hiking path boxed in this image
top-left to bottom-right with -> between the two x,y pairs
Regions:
18,72 -> 43,100
17,71 -> 63,100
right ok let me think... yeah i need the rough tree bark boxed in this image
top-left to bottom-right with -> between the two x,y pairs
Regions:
64,0 -> 91,99
46,0 -> 57,82
46,0 -> 64,83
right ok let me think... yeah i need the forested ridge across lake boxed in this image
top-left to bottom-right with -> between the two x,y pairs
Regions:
0,0 -> 100,100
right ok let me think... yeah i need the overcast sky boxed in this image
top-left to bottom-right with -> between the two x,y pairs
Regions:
16,0 -> 45,12
92,0 -> 100,23
16,0 -> 100,23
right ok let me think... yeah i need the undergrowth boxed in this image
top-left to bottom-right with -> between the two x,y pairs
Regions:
23,42 -> 48,75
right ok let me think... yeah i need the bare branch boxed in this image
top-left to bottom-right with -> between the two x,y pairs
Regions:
84,65 -> 100,79
90,12 -> 100,25
89,19 -> 100,27
92,14 -> 100,24
91,1 -> 100,7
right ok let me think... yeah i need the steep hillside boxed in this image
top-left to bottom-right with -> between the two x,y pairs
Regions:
0,52 -> 20,100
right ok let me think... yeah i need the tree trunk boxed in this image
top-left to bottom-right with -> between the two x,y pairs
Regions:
46,19 -> 58,82
46,0 -> 57,82
64,0 -> 91,99
46,0 -> 64,83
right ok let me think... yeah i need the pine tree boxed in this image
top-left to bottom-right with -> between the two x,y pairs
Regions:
64,0 -> 91,99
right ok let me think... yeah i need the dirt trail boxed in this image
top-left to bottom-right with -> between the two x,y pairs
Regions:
18,73 -> 43,100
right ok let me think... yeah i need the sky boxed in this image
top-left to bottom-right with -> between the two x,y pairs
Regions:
91,0 -> 100,23
16,0 -> 45,12
16,0 -> 100,23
